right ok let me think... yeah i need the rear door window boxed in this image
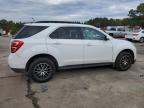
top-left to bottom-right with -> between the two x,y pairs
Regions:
14,26 -> 48,39
49,27 -> 82,39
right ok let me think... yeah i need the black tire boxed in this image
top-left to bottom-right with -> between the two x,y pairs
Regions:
109,33 -> 113,37
139,37 -> 144,43
115,52 -> 132,71
126,39 -> 132,41
28,57 -> 56,82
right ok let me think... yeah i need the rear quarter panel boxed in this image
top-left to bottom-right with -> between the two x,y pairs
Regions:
14,27 -> 60,68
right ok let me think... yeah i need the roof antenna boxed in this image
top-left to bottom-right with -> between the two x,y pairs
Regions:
32,18 -> 35,23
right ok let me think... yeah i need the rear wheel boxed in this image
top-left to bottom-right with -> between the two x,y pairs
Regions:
28,57 -> 56,82
126,39 -> 132,41
115,52 -> 132,71
140,37 -> 144,43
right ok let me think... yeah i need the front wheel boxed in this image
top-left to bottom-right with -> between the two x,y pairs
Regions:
140,37 -> 144,43
28,57 -> 56,82
115,52 -> 132,71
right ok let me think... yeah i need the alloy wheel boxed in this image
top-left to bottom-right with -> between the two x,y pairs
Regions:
33,63 -> 52,80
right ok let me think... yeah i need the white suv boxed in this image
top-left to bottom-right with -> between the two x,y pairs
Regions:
8,21 -> 136,82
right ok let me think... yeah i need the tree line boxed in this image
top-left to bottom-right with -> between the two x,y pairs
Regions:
0,3 -> 144,34
85,17 -> 144,28
0,19 -> 23,34
85,3 -> 144,28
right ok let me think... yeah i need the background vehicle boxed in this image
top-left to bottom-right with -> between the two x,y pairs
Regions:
8,21 -> 136,82
105,26 -> 128,38
0,28 -> 2,36
125,29 -> 144,43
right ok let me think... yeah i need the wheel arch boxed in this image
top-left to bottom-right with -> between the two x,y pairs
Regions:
116,49 -> 135,64
25,54 -> 59,71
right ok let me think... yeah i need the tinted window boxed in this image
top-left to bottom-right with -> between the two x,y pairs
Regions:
142,31 -> 144,34
133,29 -> 141,33
117,28 -> 125,32
81,27 -> 106,40
50,27 -> 82,39
110,28 -> 116,31
14,26 -> 48,39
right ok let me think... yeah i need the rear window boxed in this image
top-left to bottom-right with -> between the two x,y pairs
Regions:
117,28 -> 125,32
107,28 -> 116,31
133,28 -> 141,33
14,26 -> 48,39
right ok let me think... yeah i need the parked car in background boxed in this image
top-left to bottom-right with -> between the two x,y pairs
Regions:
8,21 -> 136,82
105,26 -> 128,38
125,29 -> 144,43
0,28 -> 2,36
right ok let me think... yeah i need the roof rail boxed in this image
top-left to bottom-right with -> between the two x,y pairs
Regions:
35,21 -> 81,24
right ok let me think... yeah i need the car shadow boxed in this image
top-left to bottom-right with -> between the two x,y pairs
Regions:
53,65 -> 116,80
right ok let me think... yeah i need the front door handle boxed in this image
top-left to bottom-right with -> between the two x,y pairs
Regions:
53,42 -> 61,45
86,43 -> 93,46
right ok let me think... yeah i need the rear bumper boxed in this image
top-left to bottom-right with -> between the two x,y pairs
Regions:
125,36 -> 140,41
8,53 -> 27,69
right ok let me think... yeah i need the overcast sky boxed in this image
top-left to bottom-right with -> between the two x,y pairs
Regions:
0,0 -> 143,22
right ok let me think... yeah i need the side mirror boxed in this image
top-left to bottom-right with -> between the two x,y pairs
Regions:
104,36 -> 109,41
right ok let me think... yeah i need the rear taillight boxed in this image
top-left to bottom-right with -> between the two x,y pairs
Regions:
11,40 -> 24,53
133,33 -> 139,36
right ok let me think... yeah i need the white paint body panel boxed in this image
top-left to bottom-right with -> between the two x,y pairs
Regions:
83,40 -> 113,63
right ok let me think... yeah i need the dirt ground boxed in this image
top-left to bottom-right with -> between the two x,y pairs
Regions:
0,36 -> 144,108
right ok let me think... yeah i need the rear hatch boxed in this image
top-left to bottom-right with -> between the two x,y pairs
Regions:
126,29 -> 140,38
13,25 -> 48,39
11,25 -> 48,53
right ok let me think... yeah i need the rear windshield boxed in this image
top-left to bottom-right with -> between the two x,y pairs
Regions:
133,29 -> 141,33
14,26 -> 48,39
